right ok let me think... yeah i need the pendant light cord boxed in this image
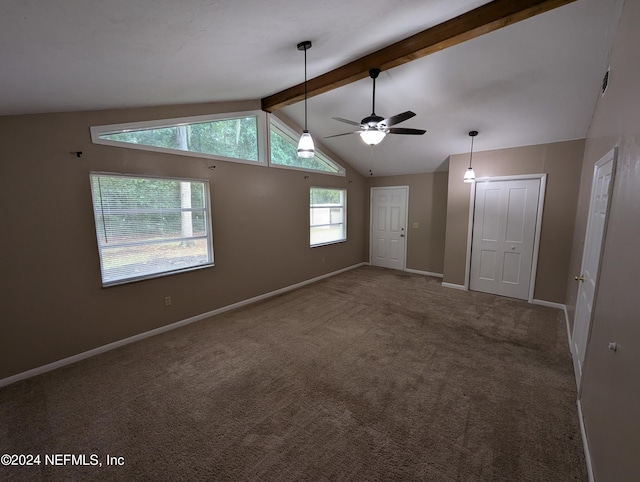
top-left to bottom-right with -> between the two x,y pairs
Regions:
469,135 -> 474,168
303,46 -> 308,131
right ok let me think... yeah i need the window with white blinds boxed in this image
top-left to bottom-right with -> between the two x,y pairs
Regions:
90,173 -> 214,286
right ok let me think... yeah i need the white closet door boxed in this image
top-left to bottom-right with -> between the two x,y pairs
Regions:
470,179 -> 540,300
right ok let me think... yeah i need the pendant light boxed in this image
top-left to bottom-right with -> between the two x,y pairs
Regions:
297,41 -> 315,158
463,130 -> 478,183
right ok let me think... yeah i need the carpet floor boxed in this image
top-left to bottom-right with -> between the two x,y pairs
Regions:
0,266 -> 586,481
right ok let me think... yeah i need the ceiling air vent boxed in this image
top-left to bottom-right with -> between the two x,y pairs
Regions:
601,68 -> 610,96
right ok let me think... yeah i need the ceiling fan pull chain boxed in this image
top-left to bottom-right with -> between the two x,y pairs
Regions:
369,145 -> 374,176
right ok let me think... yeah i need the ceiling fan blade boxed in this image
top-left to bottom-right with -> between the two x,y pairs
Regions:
381,111 -> 416,127
388,127 -> 426,135
325,132 -> 357,138
332,117 -> 361,126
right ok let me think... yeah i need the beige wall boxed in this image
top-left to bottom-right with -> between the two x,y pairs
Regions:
366,172 -> 448,275
0,100 -> 367,380
566,0 -> 640,479
443,139 -> 585,303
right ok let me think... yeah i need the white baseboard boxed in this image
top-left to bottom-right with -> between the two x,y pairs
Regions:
563,305 -> 573,355
577,399 -> 595,482
531,299 -> 565,310
532,299 -> 573,355
0,262 -> 367,389
441,282 -> 466,291
405,268 -> 444,278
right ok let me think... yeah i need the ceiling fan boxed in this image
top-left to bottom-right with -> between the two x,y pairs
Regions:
326,68 -> 426,146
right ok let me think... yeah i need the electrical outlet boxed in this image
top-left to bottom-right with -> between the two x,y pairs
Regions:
164,296 -> 172,306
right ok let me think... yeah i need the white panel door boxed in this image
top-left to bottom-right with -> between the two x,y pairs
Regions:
370,187 -> 407,270
572,151 -> 615,385
470,179 -> 540,300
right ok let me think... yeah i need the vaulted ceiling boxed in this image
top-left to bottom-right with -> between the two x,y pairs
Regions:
0,0 -> 623,175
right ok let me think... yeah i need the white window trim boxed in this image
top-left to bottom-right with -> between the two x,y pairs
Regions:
90,171 -> 214,287
310,186 -> 347,248
90,110 -> 268,166
269,115 -> 346,177
90,110 -> 346,176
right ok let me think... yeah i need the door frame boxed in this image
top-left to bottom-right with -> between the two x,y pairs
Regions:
465,174 -> 547,303
369,185 -> 409,271
572,147 -> 617,391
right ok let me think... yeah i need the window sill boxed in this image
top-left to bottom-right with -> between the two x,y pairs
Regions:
101,262 -> 214,288
310,240 -> 347,248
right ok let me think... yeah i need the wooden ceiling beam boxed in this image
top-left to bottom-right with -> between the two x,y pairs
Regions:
261,0 -> 576,112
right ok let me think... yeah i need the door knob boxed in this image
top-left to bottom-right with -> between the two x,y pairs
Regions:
574,275 -> 585,282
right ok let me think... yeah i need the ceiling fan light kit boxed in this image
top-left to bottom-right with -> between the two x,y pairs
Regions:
359,129 -> 387,146
464,130 -> 478,183
327,67 -> 426,146
297,40 -> 315,159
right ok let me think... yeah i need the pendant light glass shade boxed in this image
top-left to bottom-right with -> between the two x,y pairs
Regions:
297,41 -> 314,158
297,130 -> 315,158
463,130 -> 478,183
359,129 -> 386,146
463,167 -> 476,183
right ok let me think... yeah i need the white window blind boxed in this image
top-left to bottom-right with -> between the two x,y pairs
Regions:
90,173 -> 214,286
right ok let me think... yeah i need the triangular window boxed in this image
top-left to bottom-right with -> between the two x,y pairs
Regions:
91,111 -> 267,164
269,118 -> 345,176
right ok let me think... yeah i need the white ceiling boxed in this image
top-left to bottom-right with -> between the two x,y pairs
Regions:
0,0 -> 623,176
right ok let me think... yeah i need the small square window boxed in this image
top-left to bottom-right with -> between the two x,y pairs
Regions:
310,187 -> 347,247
